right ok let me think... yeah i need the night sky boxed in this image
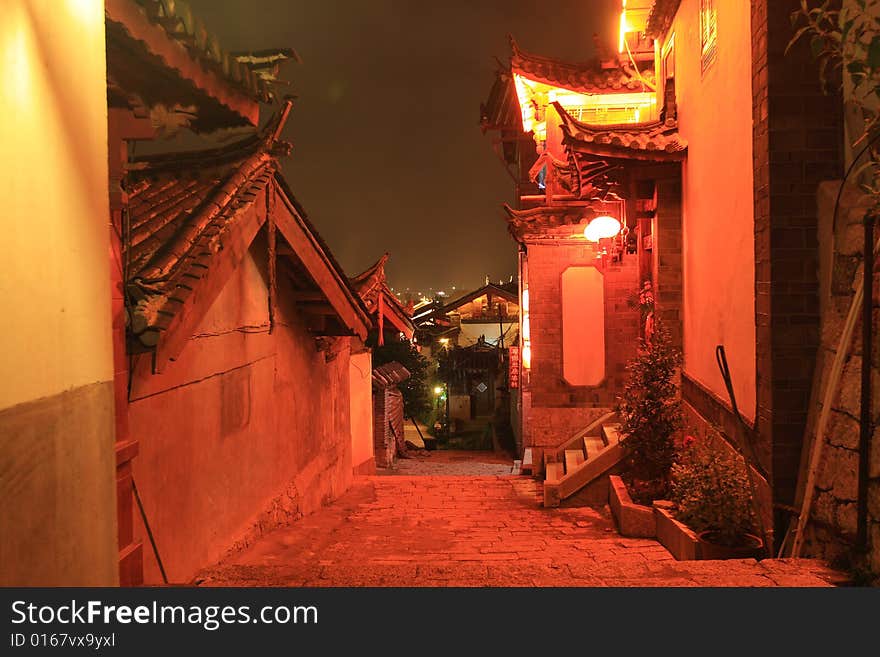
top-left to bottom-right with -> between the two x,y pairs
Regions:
185,0 -> 620,295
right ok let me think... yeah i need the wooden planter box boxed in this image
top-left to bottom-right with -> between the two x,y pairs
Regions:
608,475 -> 656,538
652,501 -> 701,561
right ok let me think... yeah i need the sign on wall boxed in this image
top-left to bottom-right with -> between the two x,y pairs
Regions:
508,346 -> 520,389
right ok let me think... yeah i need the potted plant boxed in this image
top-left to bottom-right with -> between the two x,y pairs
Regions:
669,435 -> 764,559
616,321 -> 682,505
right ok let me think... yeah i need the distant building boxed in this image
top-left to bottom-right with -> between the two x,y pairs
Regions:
413,282 -> 520,427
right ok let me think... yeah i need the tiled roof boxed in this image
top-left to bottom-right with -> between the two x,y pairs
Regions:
556,102 -> 687,162
502,203 -> 616,240
125,131 -> 282,344
372,362 -> 411,388
646,0 -> 683,39
106,0 -> 298,131
131,0 -> 297,103
350,255 -> 415,337
510,36 -> 654,94
125,166 -> 271,343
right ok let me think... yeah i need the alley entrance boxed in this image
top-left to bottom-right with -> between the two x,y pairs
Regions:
197,476 -> 841,587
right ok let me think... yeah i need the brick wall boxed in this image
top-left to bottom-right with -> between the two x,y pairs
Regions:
751,0 -> 844,542
653,174 -> 684,351
523,231 -> 640,449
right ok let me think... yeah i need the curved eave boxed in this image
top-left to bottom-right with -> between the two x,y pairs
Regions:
555,102 -> 687,163
509,35 -> 653,95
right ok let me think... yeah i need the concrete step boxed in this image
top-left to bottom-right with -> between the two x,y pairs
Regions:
545,462 -> 564,483
583,435 -> 607,459
602,423 -> 623,445
521,448 -> 533,475
564,449 -> 585,474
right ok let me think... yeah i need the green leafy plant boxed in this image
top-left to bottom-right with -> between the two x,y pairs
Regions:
368,334 -> 431,421
789,0 -> 880,200
616,321 -> 682,503
670,436 -> 757,547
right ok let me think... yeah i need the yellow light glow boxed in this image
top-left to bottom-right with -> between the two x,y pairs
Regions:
619,7 -> 629,53
513,73 -> 536,133
521,289 -> 529,312
522,316 -> 530,342
439,338 -> 449,344
584,216 -> 622,242
522,344 -> 532,370
434,386 -> 443,395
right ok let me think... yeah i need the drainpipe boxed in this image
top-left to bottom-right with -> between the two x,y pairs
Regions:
857,210 -> 876,551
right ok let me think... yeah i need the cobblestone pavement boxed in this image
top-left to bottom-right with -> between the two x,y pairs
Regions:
375,450 -> 516,476
197,476 -> 843,587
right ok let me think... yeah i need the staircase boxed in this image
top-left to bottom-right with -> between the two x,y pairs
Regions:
541,412 -> 628,507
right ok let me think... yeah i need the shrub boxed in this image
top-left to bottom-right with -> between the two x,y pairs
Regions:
616,321 -> 682,501
670,436 -> 756,547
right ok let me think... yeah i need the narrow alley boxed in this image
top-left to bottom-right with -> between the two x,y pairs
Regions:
197,472 -> 843,587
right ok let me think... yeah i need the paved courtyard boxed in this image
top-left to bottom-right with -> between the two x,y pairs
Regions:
197,471 -> 844,587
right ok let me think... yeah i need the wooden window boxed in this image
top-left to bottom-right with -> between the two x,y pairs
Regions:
700,0 -> 717,74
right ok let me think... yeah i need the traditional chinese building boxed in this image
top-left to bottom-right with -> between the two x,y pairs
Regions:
481,0 -> 846,548
1,0 -> 380,586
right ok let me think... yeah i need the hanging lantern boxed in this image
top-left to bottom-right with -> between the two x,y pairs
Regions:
583,215 -> 621,242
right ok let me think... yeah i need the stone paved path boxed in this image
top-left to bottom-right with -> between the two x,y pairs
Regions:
376,449 -> 516,476
197,475 -> 843,587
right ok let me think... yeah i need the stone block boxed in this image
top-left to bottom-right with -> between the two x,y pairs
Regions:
817,445 -> 858,502
653,502 -> 700,561
826,411 -> 860,451
608,475 -> 656,538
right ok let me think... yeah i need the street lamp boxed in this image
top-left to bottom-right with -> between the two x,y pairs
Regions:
583,215 -> 621,242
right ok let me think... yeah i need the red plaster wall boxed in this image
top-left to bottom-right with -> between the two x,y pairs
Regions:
523,233 -> 640,449
128,240 -> 354,584
671,0 -> 757,421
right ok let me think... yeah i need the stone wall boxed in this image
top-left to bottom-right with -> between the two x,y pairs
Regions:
801,182 -> 879,573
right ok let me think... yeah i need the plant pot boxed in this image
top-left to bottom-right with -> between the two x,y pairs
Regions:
696,531 -> 764,560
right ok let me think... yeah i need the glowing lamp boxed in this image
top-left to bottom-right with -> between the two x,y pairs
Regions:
434,386 -> 443,395
583,215 -> 621,242
522,344 -> 532,370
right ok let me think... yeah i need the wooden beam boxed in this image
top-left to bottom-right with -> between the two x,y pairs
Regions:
290,290 -> 326,302
273,187 -> 370,340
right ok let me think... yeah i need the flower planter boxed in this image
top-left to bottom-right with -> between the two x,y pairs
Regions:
697,531 -> 764,560
653,501 -> 701,560
608,475 -> 656,538
653,502 -> 765,561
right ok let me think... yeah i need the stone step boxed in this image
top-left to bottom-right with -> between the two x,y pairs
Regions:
583,435 -> 607,459
602,423 -> 623,445
564,449 -> 585,474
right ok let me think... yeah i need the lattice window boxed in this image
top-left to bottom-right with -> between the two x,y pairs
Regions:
700,0 -> 717,74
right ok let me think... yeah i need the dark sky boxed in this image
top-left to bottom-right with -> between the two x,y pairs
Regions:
186,0 -> 620,294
